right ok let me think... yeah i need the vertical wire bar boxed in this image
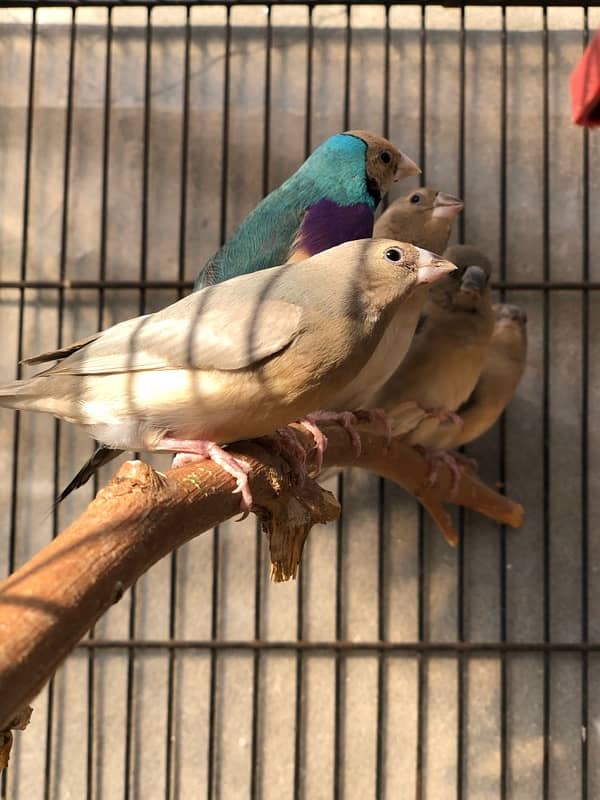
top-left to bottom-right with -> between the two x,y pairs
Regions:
164,9 -> 191,799
333,9 -> 352,797
250,483 -> 264,797
250,7 -> 272,798
456,8 -> 466,799
2,7 -> 37,800
207,8 -> 231,796
293,8 -> 313,796
43,11 -> 77,799
498,7 -> 508,799
250,522 -> 264,800
87,10 -> 113,799
6,7 -> 36,605
375,11 -> 392,797
124,9 -> 153,799
541,8 -> 550,799
580,10 -> 590,800
415,6 -> 427,799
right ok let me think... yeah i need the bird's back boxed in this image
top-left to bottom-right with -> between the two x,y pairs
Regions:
196,134 -> 374,288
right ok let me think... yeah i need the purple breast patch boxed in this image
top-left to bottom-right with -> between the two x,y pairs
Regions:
294,199 -> 374,257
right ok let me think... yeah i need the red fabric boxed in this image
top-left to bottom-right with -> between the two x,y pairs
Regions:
571,30 -> 600,128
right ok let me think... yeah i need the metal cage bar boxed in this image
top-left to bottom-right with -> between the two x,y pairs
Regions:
0,3 -> 598,798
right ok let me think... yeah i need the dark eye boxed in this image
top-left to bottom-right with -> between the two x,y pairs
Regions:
384,247 -> 404,263
410,193 -> 421,204
380,150 -> 392,164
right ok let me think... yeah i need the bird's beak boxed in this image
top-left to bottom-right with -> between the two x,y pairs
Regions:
394,153 -> 421,181
460,264 -> 488,295
432,191 -> 464,219
415,250 -> 457,285
494,303 -> 527,326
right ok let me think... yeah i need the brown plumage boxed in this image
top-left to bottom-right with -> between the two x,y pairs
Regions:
428,303 -> 527,450
374,244 -> 495,447
374,187 -> 463,254
325,190 -> 463,412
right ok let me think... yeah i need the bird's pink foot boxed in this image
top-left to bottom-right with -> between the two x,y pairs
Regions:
449,450 -> 479,474
164,438 -> 253,512
305,410 -> 362,456
171,451 -> 207,469
275,427 -> 308,475
298,416 -> 328,475
257,427 -> 308,483
353,407 -> 394,446
416,447 -> 467,497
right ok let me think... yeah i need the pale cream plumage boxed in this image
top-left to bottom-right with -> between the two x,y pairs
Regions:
0,238 -> 456,464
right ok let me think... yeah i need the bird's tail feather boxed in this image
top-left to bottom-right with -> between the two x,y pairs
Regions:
0,379 -> 38,410
57,446 -> 123,504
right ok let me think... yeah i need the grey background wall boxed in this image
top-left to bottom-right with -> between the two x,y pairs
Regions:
1,4 -> 600,798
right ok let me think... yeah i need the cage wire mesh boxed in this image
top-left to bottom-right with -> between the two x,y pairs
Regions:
1,1 -> 600,798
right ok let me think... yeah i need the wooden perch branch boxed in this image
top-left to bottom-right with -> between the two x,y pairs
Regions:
0,422 -> 523,732
0,706 -> 32,771
314,422 -> 523,545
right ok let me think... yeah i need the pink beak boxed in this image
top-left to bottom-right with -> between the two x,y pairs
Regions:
394,152 -> 421,181
415,249 -> 457,285
432,191 -> 464,219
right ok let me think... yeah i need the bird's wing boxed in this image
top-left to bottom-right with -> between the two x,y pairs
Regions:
46,298 -> 304,375
22,332 -> 101,365
195,198 -> 307,287
23,315 -> 153,366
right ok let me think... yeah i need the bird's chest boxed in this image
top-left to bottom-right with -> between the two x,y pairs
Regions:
328,301 -> 422,409
292,198 -> 374,259
425,341 -> 488,410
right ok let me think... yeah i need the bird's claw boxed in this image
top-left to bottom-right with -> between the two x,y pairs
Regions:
305,410 -> 362,458
449,450 -> 479,473
275,427 -> 308,477
257,427 -> 308,485
166,440 -> 253,512
172,451 -> 206,469
353,407 -> 394,447
416,446 -> 468,498
298,416 -> 329,475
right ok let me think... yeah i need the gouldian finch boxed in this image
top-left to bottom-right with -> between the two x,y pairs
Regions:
196,130 -> 420,287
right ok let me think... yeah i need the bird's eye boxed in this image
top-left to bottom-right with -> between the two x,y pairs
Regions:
380,150 -> 392,164
410,193 -> 421,204
384,247 -> 404,263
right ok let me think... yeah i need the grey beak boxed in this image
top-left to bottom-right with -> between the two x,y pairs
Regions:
460,265 -> 488,294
